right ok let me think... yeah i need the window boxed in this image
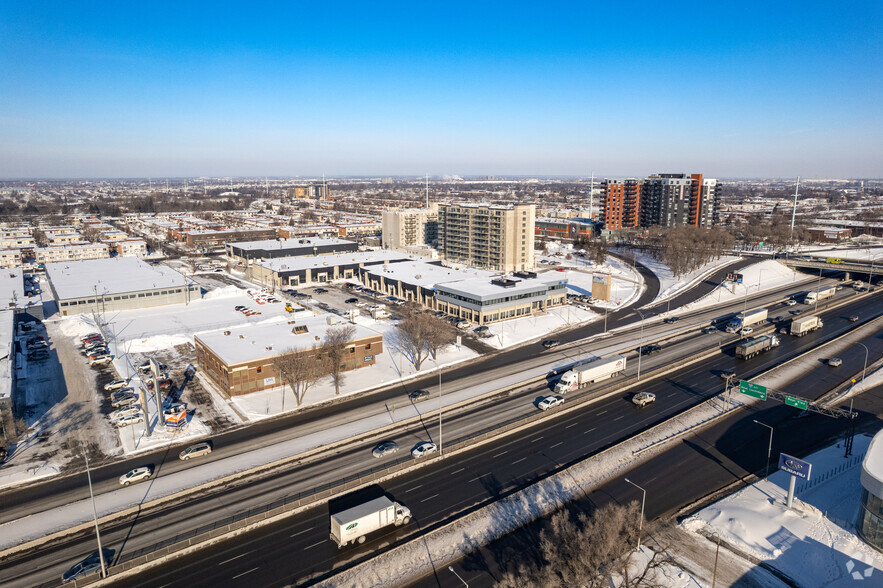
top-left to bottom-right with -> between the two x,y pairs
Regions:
256,366 -> 262,374
138,293 -> 145,298
365,343 -> 371,350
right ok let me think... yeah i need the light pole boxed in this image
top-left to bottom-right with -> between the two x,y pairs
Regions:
624,478 -> 646,552
437,363 -> 443,456
752,420 -> 774,480
448,566 -> 468,587
82,443 -> 107,578
635,310 -> 649,380
856,342 -> 869,384
814,267 -> 823,314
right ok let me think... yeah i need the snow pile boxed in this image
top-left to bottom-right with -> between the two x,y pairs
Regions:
56,314 -> 99,339
202,285 -> 245,300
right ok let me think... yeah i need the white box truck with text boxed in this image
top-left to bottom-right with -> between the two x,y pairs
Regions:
330,497 -> 411,548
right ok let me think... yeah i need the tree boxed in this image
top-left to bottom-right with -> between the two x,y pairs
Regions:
271,345 -> 327,408
321,324 -> 357,396
395,305 -> 455,371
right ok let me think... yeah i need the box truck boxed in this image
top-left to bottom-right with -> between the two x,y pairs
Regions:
554,355 -> 627,394
725,308 -> 768,333
735,335 -> 780,359
330,497 -> 411,548
790,315 -> 823,336
804,286 -> 836,305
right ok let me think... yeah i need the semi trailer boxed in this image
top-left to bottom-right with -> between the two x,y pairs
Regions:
735,335 -> 780,359
554,355 -> 627,394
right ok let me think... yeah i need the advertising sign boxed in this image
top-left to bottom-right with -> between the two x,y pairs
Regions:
778,453 -> 812,480
263,377 -> 276,386
726,272 -> 744,283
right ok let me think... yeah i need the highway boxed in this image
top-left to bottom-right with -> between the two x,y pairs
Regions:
6,291 -> 872,587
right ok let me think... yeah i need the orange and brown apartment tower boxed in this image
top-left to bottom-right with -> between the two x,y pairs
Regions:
600,179 -> 642,231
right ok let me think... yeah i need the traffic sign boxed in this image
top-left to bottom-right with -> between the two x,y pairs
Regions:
739,380 -> 767,400
785,396 -> 808,410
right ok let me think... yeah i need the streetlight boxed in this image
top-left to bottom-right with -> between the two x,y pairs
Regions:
448,566 -> 468,587
752,420 -> 774,480
436,363 -> 444,456
856,342 -> 869,384
81,442 -> 107,578
635,310 -> 650,380
623,478 -> 646,553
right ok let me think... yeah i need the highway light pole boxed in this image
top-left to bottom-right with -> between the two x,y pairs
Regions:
752,420 -> 774,481
437,364 -> 443,456
448,566 -> 468,587
624,478 -> 646,552
635,310 -> 648,380
81,442 -> 107,578
856,342 -> 869,384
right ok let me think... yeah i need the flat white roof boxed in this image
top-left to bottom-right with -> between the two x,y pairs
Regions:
436,274 -> 564,299
861,429 -> 883,497
0,268 -> 25,309
196,314 -> 380,366
46,258 -> 193,300
230,238 -> 356,252
0,310 -> 12,400
365,261 -> 496,289
255,250 -> 408,273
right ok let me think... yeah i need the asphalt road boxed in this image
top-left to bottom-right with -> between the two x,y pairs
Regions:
82,294 -> 882,588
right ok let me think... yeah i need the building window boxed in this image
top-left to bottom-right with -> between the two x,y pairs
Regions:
256,366 -> 262,374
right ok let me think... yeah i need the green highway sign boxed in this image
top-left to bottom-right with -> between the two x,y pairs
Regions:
785,396 -> 808,410
739,380 -> 767,400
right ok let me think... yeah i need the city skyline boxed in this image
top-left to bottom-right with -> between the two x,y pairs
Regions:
1,1 -> 881,179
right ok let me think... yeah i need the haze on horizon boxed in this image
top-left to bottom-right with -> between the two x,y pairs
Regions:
1,1 -> 881,180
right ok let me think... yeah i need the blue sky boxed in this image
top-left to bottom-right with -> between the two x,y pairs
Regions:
1,1 -> 881,178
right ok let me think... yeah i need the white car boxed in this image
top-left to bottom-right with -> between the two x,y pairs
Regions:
411,442 -> 438,459
179,442 -> 212,461
828,358 -> 842,367
115,413 -> 144,428
104,379 -> 129,392
89,354 -> 113,366
119,466 -> 152,486
111,405 -> 141,421
739,327 -> 753,336
785,300 -> 797,306
632,392 -> 656,406
538,395 -> 564,411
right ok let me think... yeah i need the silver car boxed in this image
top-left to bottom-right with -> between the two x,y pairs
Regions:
115,413 -> 144,428
179,442 -> 212,461
119,466 -> 152,486
372,440 -> 399,458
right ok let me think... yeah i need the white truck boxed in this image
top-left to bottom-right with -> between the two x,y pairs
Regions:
554,355 -> 627,394
804,286 -> 836,305
790,315 -> 823,336
725,308 -> 768,333
735,334 -> 780,359
330,497 -> 411,548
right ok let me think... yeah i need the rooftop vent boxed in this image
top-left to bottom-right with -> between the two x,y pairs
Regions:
223,331 -> 231,336
292,325 -> 309,335
491,278 -> 518,288
513,270 -> 537,279
239,335 -> 244,339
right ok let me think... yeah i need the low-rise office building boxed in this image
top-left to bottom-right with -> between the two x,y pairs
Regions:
226,237 -> 359,264
248,250 -> 408,289
46,257 -> 201,316
195,315 -> 381,396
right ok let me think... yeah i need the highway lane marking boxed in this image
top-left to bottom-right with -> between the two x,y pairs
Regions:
493,450 -> 508,458
531,436 -> 544,443
565,422 -> 579,429
450,468 -> 465,474
232,567 -> 259,580
512,457 -> 528,465
304,540 -> 324,550
550,442 -> 564,448
289,528 -> 312,538
469,474 -> 488,482
406,484 -> 423,492
596,410 -> 608,415
613,415 -> 624,421
421,493 -> 440,503
219,551 -> 253,565
584,427 -> 596,434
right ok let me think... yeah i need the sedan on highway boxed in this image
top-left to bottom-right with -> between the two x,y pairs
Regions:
828,358 -> 842,367
663,316 -> 680,324
784,300 -> 797,306
61,550 -> 113,584
179,442 -> 212,461
409,389 -> 431,402
542,340 -> 561,349
632,392 -> 656,406
372,440 -> 399,458
119,466 -> 152,486
849,315 -> 859,322
411,442 -> 438,459
537,396 -> 564,411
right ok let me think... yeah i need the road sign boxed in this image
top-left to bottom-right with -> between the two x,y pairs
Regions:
739,380 -> 767,400
778,453 -> 812,480
785,396 -> 808,410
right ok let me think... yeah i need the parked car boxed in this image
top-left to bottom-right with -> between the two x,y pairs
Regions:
115,413 -> 144,428
234,305 -> 246,311
80,333 -> 101,344
137,361 -> 166,374
542,340 -> 561,349
828,358 -> 842,367
411,442 -> 438,459
314,288 -> 328,294
104,379 -> 129,391
372,440 -> 399,458
28,350 -> 50,361
632,392 -> 656,406
119,466 -> 152,486
345,298 -> 358,304
89,354 -> 113,367
111,393 -> 138,408
146,378 -> 173,391
474,325 -> 490,334
538,396 -> 565,411
409,389 -> 431,402
111,405 -> 141,420
179,442 -> 212,461
455,321 -> 470,330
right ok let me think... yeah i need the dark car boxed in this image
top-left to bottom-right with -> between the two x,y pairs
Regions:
409,389 -> 431,402
61,550 -> 113,583
663,316 -> 680,324
637,344 -> 661,355
542,340 -> 561,349
345,298 -> 358,304
314,288 -> 328,294
701,327 -> 716,334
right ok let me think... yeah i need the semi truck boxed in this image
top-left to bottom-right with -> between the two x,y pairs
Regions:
790,315 -> 823,336
330,497 -> 411,548
725,308 -> 768,333
735,335 -> 780,359
804,286 -> 836,305
553,355 -> 626,394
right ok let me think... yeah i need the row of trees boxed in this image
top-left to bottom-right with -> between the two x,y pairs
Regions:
642,225 -> 735,277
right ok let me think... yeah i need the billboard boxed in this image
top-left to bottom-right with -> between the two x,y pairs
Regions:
592,274 -> 611,301
726,272 -> 743,283
778,453 -> 812,480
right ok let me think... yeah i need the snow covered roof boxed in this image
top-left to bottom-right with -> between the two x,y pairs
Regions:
436,274 -> 565,299
364,261 -> 496,289
0,310 -> 12,400
230,237 -> 356,252
0,268 -> 25,309
254,250 -> 409,273
195,314 -> 380,366
46,258 -> 193,300
861,429 -> 883,497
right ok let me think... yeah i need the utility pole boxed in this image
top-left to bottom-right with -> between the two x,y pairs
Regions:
82,443 -> 107,578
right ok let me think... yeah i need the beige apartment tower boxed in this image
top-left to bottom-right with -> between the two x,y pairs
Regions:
381,204 -> 438,251
437,203 -> 535,272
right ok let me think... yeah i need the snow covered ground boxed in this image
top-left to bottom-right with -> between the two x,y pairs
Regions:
628,251 -> 740,305
683,433 -> 883,587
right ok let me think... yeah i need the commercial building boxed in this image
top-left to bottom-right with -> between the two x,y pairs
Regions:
179,227 -> 278,248
535,218 -> 596,240
381,205 -> 438,250
808,227 -> 852,243
859,429 -> 883,551
194,315 -> 381,396
226,238 -> 359,264
46,257 -> 201,316
437,203 -> 535,272
247,250 -> 409,289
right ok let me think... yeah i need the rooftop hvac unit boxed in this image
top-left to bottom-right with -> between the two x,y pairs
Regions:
223,331 -> 231,336
239,335 -> 245,339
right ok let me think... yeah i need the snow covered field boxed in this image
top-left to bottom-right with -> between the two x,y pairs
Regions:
629,251 -> 740,305
678,260 -> 808,314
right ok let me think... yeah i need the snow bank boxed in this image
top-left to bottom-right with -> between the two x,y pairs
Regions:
202,285 -> 245,300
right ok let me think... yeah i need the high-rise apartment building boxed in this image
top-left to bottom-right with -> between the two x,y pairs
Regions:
381,205 -> 438,250
437,203 -> 535,272
601,173 -> 719,232
600,179 -> 642,231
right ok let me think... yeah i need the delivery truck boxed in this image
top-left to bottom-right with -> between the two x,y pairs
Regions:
804,286 -> 836,305
554,355 -> 626,394
735,335 -> 780,359
725,308 -> 768,333
790,315 -> 823,336
330,497 -> 411,548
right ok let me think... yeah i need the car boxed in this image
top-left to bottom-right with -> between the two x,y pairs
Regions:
542,340 -> 561,349
828,358 -> 842,367
663,316 -> 680,324
86,346 -> 108,357
61,550 -> 113,583
411,442 -> 438,459
179,442 -> 212,461
146,378 -> 173,391
409,389 -> 431,402
792,309 -> 803,315
111,405 -> 141,420
355,301 -> 368,308
739,327 -> 753,336
115,413 -> 144,428
345,298 -> 358,304
138,361 -> 165,374
701,327 -> 717,334
234,305 -> 246,311
555,268 -> 566,272
89,354 -> 113,366
104,379 -> 129,391
314,288 -> 328,294
455,321 -> 470,330
119,466 -> 152,486
26,339 -> 48,350
720,369 -> 736,379
80,333 -> 101,343
111,393 -> 138,408
849,315 -> 859,322
81,337 -> 103,348
632,392 -> 656,406
28,350 -> 49,361
372,440 -> 399,458
784,300 -> 797,306
637,344 -> 661,355
779,327 -> 789,334
538,396 -> 565,411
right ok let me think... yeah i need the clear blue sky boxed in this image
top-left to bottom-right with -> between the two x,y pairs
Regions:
1,1 -> 881,178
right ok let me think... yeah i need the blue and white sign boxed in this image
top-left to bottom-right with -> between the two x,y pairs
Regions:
778,453 -> 812,480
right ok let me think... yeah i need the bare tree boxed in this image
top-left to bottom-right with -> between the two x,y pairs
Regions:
396,305 -> 455,371
321,324 -> 357,395
272,345 -> 327,408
